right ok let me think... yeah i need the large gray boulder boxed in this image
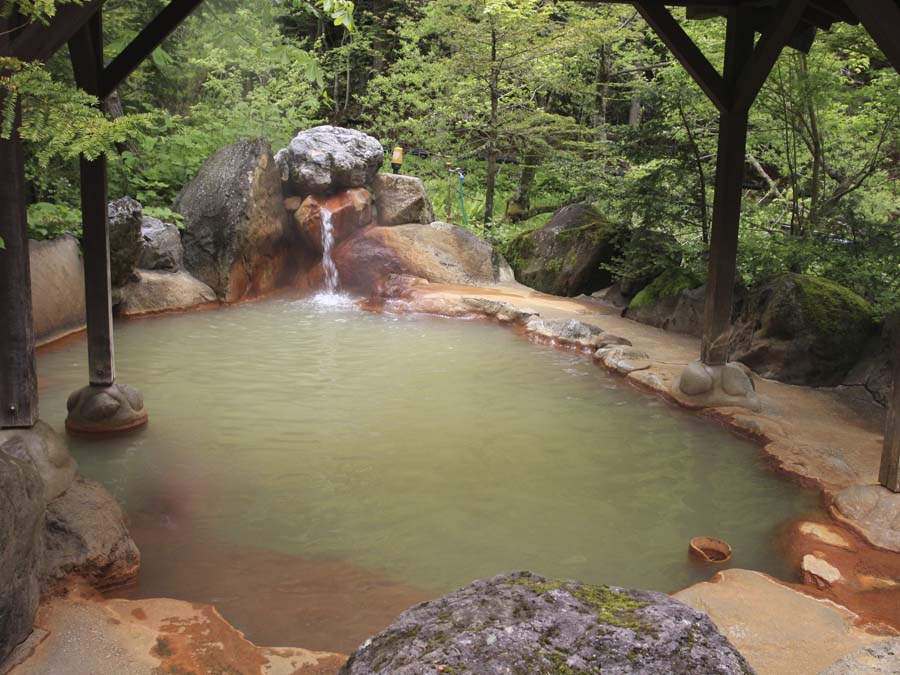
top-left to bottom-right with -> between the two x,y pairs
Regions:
42,477 -> 140,592
0,421 -> 77,504
176,139 -> 290,302
504,204 -> 625,297
730,273 -> 874,386
275,126 -> 384,196
29,235 -> 86,344
108,197 -> 143,288
371,174 -> 434,226
340,571 -> 753,675
0,452 -> 44,665
138,216 -> 183,271
624,268 -> 706,337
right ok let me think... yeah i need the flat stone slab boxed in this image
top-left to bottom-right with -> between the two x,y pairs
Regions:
832,486 -> 900,553
674,569 -> 885,675
819,637 -> 900,674
6,588 -> 346,675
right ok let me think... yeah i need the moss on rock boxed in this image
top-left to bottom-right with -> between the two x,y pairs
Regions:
629,268 -> 701,311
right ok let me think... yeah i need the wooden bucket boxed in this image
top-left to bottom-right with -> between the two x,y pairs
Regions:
689,536 -> 732,564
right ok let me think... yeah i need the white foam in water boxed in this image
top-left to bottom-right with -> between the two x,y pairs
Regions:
309,206 -> 356,309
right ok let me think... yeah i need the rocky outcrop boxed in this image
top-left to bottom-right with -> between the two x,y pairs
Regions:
820,638 -> 900,675
177,139 -> 290,302
276,126 -> 384,196
42,477 -> 140,592
340,571 -> 751,675
108,197 -> 144,288
29,235 -> 86,345
844,313 -> 897,406
333,222 -> 513,294
371,174 -> 434,226
0,453 -> 44,666
618,227 -> 683,297
116,270 -> 217,317
295,187 -> 372,254
504,204 -> 625,297
138,216 -> 183,272
730,274 -> 875,386
624,268 -> 705,337
0,421 -> 77,504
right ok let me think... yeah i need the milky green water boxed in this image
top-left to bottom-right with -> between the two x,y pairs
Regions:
37,296 -> 820,647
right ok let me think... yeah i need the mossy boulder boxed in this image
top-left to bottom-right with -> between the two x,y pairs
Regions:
625,268 -> 706,337
505,204 -> 625,297
339,571 -> 753,675
731,273 -> 875,386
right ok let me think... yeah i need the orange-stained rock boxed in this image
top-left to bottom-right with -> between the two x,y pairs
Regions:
330,222 -> 513,296
7,585 -> 347,675
295,188 -> 372,254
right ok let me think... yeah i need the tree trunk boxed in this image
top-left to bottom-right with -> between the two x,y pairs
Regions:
506,152 -> 538,222
484,24 -> 499,228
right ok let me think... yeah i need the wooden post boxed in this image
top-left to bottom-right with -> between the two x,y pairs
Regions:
0,97 -> 38,428
70,13 -> 116,386
700,8 -> 754,366
880,336 -> 900,492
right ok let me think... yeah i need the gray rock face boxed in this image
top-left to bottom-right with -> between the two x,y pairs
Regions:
108,197 -> 143,288
42,477 -> 140,592
525,318 -> 629,350
371,174 -> 434,226
0,452 -> 44,665
844,313 -> 897,407
29,235 -> 86,344
276,126 -> 384,196
504,204 -> 625,297
832,485 -> 900,553
820,638 -> 900,675
340,571 -> 753,675
176,139 -> 290,302
138,216 -> 184,271
0,421 -> 77,504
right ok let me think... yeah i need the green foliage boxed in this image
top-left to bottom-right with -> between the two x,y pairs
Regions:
26,201 -> 82,240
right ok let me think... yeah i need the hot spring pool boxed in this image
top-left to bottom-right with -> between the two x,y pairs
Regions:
37,296 -> 820,652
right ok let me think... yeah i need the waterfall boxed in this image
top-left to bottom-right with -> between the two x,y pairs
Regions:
321,207 -> 340,293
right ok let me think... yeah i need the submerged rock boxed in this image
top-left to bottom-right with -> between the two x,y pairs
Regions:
504,204 -> 625,297
177,139 -> 290,302
108,197 -> 144,288
276,125 -> 384,196
820,638 -> 900,675
0,452 -> 44,666
340,571 -> 752,675
730,273 -> 874,386
138,216 -> 183,271
371,173 -> 434,226
42,477 -> 140,592
334,222 -> 513,294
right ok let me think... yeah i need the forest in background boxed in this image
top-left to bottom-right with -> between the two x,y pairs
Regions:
3,0 -> 899,316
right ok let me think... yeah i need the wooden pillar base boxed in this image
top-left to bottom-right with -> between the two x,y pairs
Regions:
65,383 -> 148,436
673,360 -> 761,412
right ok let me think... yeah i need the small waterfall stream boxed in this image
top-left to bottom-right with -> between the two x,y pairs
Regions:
321,207 -> 340,293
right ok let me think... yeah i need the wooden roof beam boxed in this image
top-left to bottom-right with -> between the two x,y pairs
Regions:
3,0 -> 103,62
845,0 -> 900,73
100,0 -> 205,100
733,0 -> 809,111
633,0 -> 733,112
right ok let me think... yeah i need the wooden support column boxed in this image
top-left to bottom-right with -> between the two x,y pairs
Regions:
881,342 -> 900,492
69,13 -> 116,386
0,96 -> 38,428
700,8 -> 754,365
